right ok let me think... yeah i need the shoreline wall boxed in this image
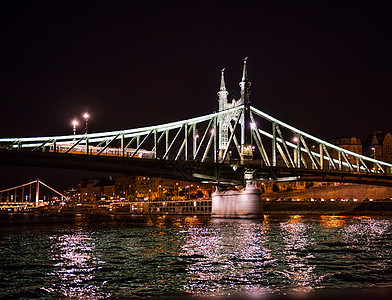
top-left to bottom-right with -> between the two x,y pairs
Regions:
262,184 -> 392,200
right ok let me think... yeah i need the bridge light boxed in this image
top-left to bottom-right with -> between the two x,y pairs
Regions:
72,120 -> 78,136
250,122 -> 256,130
293,136 -> 298,143
83,112 -> 89,134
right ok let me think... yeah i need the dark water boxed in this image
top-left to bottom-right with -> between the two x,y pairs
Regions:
0,214 -> 392,299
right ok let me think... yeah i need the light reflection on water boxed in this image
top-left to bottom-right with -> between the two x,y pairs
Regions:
0,214 -> 392,298
47,231 -> 104,299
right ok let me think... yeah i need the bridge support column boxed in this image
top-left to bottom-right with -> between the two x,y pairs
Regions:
35,179 -> 39,207
211,180 -> 263,219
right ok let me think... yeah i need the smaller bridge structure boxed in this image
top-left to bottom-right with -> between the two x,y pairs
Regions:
0,179 -> 68,207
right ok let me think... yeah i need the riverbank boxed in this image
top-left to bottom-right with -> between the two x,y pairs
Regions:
3,200 -> 392,217
263,200 -> 392,216
262,184 -> 392,201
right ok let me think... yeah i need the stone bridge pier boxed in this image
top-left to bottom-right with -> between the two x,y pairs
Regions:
211,179 -> 263,219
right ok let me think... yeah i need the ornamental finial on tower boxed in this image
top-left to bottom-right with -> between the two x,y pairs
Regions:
239,57 -> 251,104
242,57 -> 248,82
220,68 -> 226,91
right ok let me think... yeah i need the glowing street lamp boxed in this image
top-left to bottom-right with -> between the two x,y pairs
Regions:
83,112 -> 89,134
72,120 -> 78,136
371,147 -> 376,159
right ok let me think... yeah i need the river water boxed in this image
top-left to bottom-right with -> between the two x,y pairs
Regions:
0,214 -> 392,299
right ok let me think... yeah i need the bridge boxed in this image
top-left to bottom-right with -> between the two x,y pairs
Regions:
0,179 -> 68,210
1,59 -> 392,191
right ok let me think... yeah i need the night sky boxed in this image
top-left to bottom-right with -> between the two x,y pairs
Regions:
1,1 -> 391,190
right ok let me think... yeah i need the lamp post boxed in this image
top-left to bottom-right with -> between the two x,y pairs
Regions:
371,147 -> 376,171
72,120 -> 78,136
83,113 -> 89,134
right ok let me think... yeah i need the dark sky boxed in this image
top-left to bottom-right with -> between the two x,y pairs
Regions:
1,1 -> 391,190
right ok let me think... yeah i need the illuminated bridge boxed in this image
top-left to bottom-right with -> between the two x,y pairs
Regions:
1,59 -> 392,188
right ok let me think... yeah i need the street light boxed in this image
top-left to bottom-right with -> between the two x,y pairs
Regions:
371,147 -> 376,159
72,120 -> 78,136
83,112 -> 89,134
371,147 -> 377,171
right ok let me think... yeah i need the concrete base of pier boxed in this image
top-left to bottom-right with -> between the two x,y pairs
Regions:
211,181 -> 263,219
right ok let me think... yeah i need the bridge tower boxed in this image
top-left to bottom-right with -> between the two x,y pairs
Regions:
217,59 -> 254,164
217,68 -> 230,161
213,59 -> 263,219
239,58 -> 253,164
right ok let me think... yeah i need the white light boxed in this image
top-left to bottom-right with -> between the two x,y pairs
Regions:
83,113 -> 89,119
250,122 -> 256,129
72,120 -> 78,126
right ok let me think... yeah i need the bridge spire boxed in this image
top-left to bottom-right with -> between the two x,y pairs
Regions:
217,68 -> 229,112
239,57 -> 251,105
239,57 -> 253,164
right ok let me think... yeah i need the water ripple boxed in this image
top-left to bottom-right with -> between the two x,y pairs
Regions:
0,214 -> 391,298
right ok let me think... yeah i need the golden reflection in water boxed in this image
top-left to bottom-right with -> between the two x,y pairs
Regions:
47,231 -> 104,299
320,215 -> 347,229
144,215 -> 210,228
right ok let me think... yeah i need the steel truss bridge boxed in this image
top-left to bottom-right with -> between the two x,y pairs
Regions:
1,61 -> 392,187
